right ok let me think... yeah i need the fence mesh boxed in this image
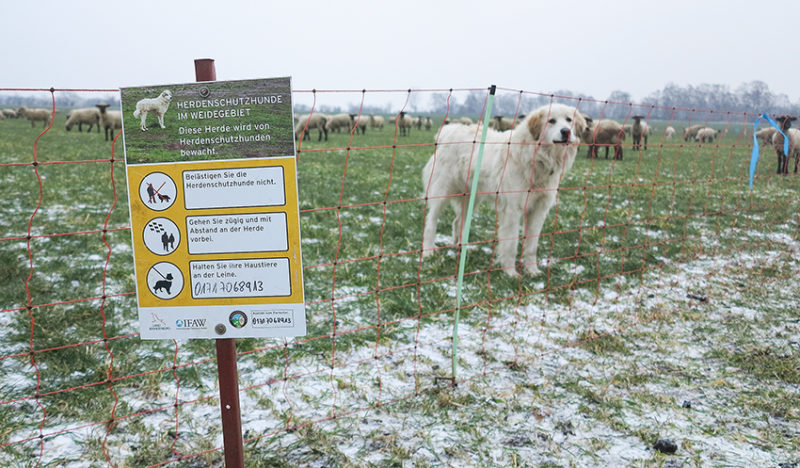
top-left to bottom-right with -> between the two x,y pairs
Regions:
1,86 -> 798,466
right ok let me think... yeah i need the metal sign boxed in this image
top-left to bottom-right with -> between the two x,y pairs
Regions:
120,77 -> 305,339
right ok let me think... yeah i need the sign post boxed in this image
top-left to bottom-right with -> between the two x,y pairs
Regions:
196,58 -> 244,468
120,59 -> 305,467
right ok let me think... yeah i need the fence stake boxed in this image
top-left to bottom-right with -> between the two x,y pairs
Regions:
194,58 -> 245,468
451,85 -> 496,384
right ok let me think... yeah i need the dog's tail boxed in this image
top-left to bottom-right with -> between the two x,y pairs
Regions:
133,109 -> 141,118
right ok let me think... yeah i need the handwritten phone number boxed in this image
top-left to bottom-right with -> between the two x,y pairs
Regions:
194,280 -> 265,296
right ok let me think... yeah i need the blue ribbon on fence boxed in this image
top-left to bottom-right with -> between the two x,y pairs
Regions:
749,113 -> 789,189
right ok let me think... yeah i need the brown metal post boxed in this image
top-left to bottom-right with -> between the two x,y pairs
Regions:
195,58 -> 217,82
215,338 -> 244,467
194,58 -> 245,468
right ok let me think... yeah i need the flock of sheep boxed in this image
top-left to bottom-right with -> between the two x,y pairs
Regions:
6,104 -> 793,173
1,104 -> 122,141
294,112 -> 438,141
293,110 -> 735,164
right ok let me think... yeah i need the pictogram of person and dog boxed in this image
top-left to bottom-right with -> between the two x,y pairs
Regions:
146,182 -> 172,204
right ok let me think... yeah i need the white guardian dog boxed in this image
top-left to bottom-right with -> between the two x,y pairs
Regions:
421,103 -> 587,276
133,89 -> 172,131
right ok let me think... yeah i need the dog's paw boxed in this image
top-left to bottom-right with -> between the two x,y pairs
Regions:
524,264 -> 543,276
501,265 -> 519,278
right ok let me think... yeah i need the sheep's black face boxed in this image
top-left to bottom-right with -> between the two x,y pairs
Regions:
776,116 -> 795,131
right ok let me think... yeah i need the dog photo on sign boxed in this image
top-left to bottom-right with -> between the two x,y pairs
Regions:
133,89 -> 172,132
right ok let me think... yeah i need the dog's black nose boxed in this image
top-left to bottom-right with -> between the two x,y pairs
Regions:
560,128 -> 571,139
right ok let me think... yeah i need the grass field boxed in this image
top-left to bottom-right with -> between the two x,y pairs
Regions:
1,103 -> 799,467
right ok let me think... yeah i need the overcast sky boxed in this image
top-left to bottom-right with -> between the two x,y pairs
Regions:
5,0 -> 798,109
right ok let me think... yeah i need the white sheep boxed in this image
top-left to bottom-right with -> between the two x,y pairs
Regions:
488,116 -> 514,131
665,126 -> 676,140
351,114 -> 368,135
96,104 -> 122,141
772,116 -> 800,174
755,127 -> 777,145
695,127 -> 719,143
424,117 -> 433,130
133,89 -> 172,131
1,109 -> 17,119
395,112 -> 414,136
294,113 -> 328,141
17,107 -> 52,127
325,113 -> 354,133
65,107 -> 101,133
683,124 -> 705,142
369,114 -> 385,130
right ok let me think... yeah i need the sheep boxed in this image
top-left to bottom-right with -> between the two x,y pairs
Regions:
325,113 -> 354,133
0,112 -> 4,120
395,112 -> 414,136
369,114 -> 385,130
65,107 -> 101,133
413,115 -> 423,130
1,109 -> 17,119
17,107 -> 52,127
294,113 -> 329,141
424,117 -> 433,130
96,104 -> 122,141
488,115 -> 514,131
695,127 -> 719,143
583,118 -> 625,160
683,124 -> 705,142
772,116 -> 800,174
631,115 -> 648,151
665,126 -> 676,140
755,127 -> 777,145
444,116 -> 474,125
351,114 -> 368,134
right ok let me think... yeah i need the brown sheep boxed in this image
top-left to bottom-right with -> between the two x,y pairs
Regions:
583,118 -> 625,160
631,115 -> 648,151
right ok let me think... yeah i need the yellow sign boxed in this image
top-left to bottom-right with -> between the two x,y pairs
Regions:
121,78 -> 305,339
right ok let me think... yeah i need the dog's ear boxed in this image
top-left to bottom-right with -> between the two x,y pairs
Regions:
526,109 -> 545,140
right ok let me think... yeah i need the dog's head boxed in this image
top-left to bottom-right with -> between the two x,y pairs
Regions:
526,104 -> 587,145
161,90 -> 173,102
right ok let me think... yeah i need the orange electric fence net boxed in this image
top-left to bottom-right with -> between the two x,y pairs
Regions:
0,86 -> 798,466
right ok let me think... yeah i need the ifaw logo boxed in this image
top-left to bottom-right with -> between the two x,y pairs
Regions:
176,318 -> 207,329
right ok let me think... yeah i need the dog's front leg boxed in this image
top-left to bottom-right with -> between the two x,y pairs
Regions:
450,196 -> 467,246
495,205 -> 522,277
422,198 -> 446,258
521,194 -> 555,276
158,113 -> 166,129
